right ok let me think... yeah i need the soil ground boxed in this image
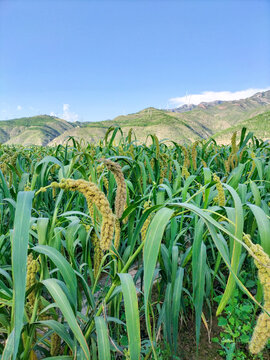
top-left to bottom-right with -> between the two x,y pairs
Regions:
177,315 -> 270,360
177,316 -> 223,360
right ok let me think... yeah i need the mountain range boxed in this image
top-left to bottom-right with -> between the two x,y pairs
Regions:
1,90 -> 270,146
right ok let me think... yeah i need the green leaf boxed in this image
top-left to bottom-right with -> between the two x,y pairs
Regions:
119,273 -> 141,360
42,279 -> 90,360
192,219 -> 206,346
37,218 -> 49,245
172,267 -> 184,352
33,245 -> 77,310
4,191 -> 34,360
248,204 -> 270,256
38,319 -> 74,350
218,317 -> 227,326
144,207 -> 174,307
94,316 -> 111,360
250,181 -> 261,206
216,184 -> 244,316
143,207 -> 174,354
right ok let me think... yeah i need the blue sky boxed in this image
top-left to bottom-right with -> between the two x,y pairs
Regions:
0,0 -> 269,122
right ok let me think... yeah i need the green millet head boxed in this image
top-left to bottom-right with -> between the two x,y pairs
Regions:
213,174 -> 225,206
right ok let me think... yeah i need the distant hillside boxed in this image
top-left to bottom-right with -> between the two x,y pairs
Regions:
214,111 -> 270,144
50,90 -> 270,145
48,107 -> 210,146
0,115 -> 75,146
170,90 -> 270,115
168,90 -> 270,135
1,90 -> 270,146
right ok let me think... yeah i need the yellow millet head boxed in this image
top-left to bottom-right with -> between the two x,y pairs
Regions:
239,146 -> 245,162
249,313 -> 270,354
24,182 -> 31,191
50,333 -> 61,356
91,231 -> 103,277
201,160 -> 207,168
141,201 -> 152,242
181,146 -> 190,169
99,159 -> 127,219
141,216 -> 151,242
159,165 -> 166,184
128,128 -> 133,144
231,131 -> 237,154
150,157 -> 155,171
213,174 -> 225,206
128,144 -> 135,159
159,153 -> 169,182
230,153 -> 238,169
191,141 -> 198,171
182,165 -> 190,179
243,234 -> 270,355
27,252 -> 33,266
87,199 -> 95,221
199,184 -> 205,202
96,163 -> 105,176
114,218 -> 121,251
224,159 -> 230,174
26,254 -> 40,307
56,179 -> 115,251
143,200 -> 151,210
99,211 -> 115,251
248,157 -> 256,179
121,185 -> 129,224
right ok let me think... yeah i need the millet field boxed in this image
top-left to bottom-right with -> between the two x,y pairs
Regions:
0,127 -> 270,359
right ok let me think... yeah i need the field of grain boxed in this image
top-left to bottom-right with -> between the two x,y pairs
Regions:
0,127 -> 269,359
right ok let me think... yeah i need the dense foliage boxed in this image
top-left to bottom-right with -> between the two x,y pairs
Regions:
0,127 -> 269,359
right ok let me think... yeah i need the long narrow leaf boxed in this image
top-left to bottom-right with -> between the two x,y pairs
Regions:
172,267 -> 184,352
33,245 -> 77,309
248,204 -> 270,256
119,273 -> 140,360
143,207 -> 174,354
216,184 -> 243,315
95,317 -> 111,360
192,219 -> 206,346
4,191 -> 34,360
42,279 -> 90,360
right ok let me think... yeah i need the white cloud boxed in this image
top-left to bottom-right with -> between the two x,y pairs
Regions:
169,87 -> 270,108
17,105 -> 22,110
49,104 -> 79,122
62,104 -> 79,122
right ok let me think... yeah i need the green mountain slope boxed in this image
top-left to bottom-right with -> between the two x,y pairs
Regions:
169,90 -> 270,134
49,107 -> 211,145
1,91 -> 270,146
214,111 -> 270,144
50,91 -> 270,145
0,115 -> 75,146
